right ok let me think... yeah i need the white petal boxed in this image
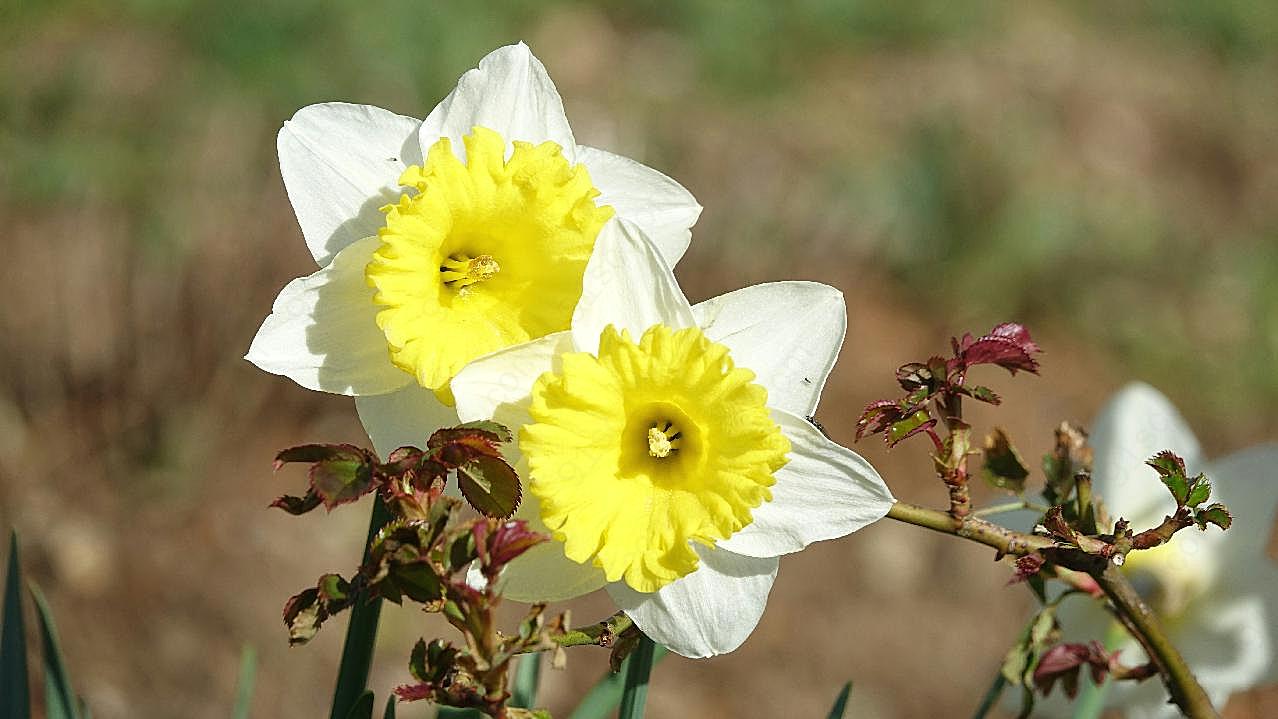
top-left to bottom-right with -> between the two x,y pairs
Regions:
1090,382 -> 1203,523
718,410 -> 893,557
246,237 -> 411,397
420,43 -> 575,163
354,382 -> 459,459
571,218 -> 695,354
606,546 -> 778,658
451,332 -> 576,427
1206,443 -> 1278,564
277,103 -> 422,266
1179,595 -> 1272,709
692,282 -> 846,417
498,492 -> 608,603
576,145 -> 701,267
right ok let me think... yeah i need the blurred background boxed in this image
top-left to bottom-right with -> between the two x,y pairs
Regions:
2,0 -> 1276,716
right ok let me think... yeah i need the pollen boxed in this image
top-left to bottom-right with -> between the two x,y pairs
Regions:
364,126 -> 614,391
520,324 -> 791,593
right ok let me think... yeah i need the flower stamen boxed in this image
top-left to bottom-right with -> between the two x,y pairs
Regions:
440,254 -> 500,289
647,421 -> 683,458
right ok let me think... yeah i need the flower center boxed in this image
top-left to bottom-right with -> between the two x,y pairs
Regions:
440,253 -> 500,290
647,422 -> 682,458
365,126 -> 614,392
520,324 -> 791,593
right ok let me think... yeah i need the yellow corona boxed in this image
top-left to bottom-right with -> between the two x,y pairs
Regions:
365,127 -> 614,393
521,324 -> 791,593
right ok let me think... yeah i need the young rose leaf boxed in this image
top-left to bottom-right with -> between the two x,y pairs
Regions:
269,491 -> 323,515
982,428 -> 1030,493
887,410 -> 936,447
1184,478 -> 1212,508
966,385 -> 1001,405
895,362 -> 935,392
311,458 -> 376,510
1195,503 -> 1233,531
1146,451 -> 1191,505
855,400 -> 905,441
456,455 -> 522,518
482,520 -> 548,568
454,420 -> 513,443
1008,553 -> 1046,585
274,443 -> 370,470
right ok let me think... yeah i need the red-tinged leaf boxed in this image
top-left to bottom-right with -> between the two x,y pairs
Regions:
1033,642 -> 1111,699
1043,506 -> 1077,543
960,337 -> 1039,374
895,362 -> 935,392
456,455 -> 522,518
283,573 -> 358,646
1195,503 -> 1233,531
1008,553 -> 1045,585
966,385 -> 1001,405
485,520 -> 549,568
887,411 -> 936,447
455,420 -> 513,443
988,323 -> 1041,354
393,684 -> 433,702
427,424 -> 509,457
1146,451 -> 1191,505
274,443 -> 370,471
310,458 -> 376,510
386,446 -> 422,463
270,491 -> 323,515
855,400 -> 904,441
982,428 -> 1030,493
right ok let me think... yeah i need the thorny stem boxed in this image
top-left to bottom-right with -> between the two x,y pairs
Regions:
512,613 -> 634,654
883,501 -> 1219,719
1093,565 -> 1219,718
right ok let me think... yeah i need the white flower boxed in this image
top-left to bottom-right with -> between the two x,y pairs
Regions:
1075,382 -> 1278,716
244,43 -> 701,456
388,219 -> 894,658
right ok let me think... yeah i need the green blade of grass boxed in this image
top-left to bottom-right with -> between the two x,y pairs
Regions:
30,584 -> 80,719
343,690 -> 374,719
2,530 -> 30,719
970,669 -> 1006,719
382,695 -> 396,719
827,681 -> 852,719
617,635 -> 657,719
566,644 -> 669,719
330,498 -> 393,719
510,652 -> 542,708
232,644 -> 257,719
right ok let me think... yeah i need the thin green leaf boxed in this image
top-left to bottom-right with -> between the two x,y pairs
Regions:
568,644 -> 669,719
618,635 -> 657,719
329,498 -> 393,719
232,645 -> 257,719
342,690 -> 374,719
382,695 -> 396,719
826,681 -> 852,719
970,671 -> 1006,719
2,530 -> 30,719
30,583 -> 80,719
510,652 -> 542,708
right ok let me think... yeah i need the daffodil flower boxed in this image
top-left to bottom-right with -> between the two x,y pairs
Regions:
1073,382 -> 1278,716
373,219 -> 893,658
245,43 -> 701,447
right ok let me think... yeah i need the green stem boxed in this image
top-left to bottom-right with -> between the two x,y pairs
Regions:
885,500 -> 1219,719
329,497 -> 393,719
972,500 -> 1050,518
1092,565 -> 1219,719
617,635 -> 657,719
970,669 -> 1007,719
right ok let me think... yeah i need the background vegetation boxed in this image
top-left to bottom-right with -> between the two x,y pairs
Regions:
1,1 -> 1275,716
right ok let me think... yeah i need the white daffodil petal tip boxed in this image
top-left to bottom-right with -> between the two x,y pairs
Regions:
607,546 -> 779,658
277,103 -> 422,265
693,282 -> 847,417
245,237 -> 411,397
572,218 -> 695,354
421,42 -> 575,163
718,410 -> 894,558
